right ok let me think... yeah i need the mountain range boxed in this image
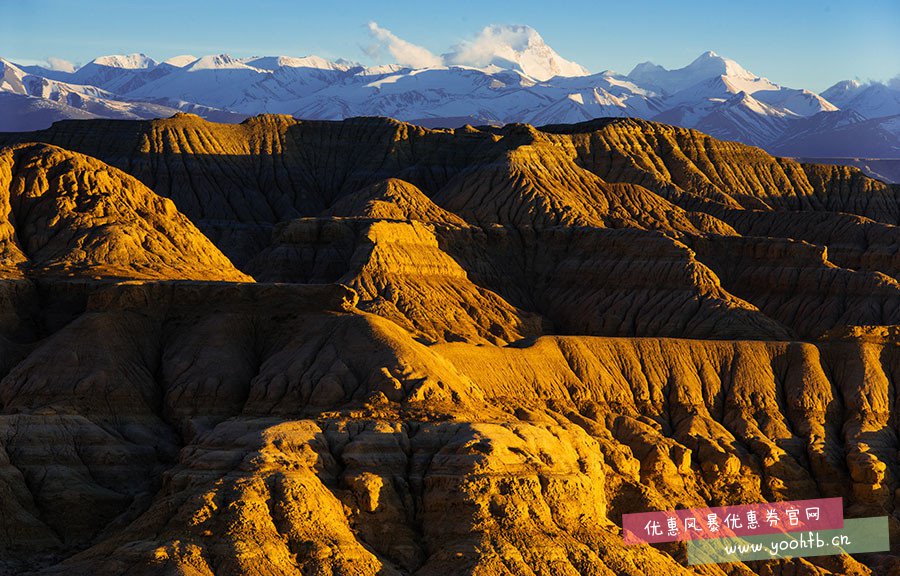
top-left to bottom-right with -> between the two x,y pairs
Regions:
2,25 -> 899,165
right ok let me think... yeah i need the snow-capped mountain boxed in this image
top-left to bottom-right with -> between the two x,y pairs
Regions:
634,51 -> 838,147
67,53 -> 159,90
163,55 -> 198,68
691,91 -> 796,146
820,81 -> 900,120
630,51 -> 758,94
2,28 -> 899,164
524,86 -> 652,125
0,56 -> 245,130
820,80 -> 862,108
122,53 -> 361,115
753,88 -> 837,117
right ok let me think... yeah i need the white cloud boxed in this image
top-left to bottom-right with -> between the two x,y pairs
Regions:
365,22 -> 441,69
444,25 -> 537,68
888,74 -> 900,91
362,23 -> 588,80
46,57 -> 77,72
441,24 -> 589,81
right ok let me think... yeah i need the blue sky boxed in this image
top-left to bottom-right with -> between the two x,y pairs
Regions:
2,0 -> 898,91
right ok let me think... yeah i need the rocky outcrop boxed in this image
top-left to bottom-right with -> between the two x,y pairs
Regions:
801,162 -> 900,225
695,207 -> 900,280
248,218 -> 544,344
544,118 -> 900,222
433,126 -> 735,235
689,235 -> 900,338
0,143 -> 250,281
439,225 -> 790,340
322,178 -> 468,225
436,334 -> 900,531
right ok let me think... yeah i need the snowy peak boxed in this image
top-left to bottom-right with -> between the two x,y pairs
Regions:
0,57 -> 23,73
844,83 -> 900,119
690,90 -> 794,146
628,50 -> 755,94
163,55 -> 198,68
687,50 -> 752,79
185,54 -> 256,71
820,79 -> 862,107
88,53 -> 158,69
68,54 -> 162,91
636,49 -> 837,129
0,58 -> 27,94
629,61 -> 666,79
443,25 -> 589,81
820,79 -> 900,119
725,90 -> 788,117
753,88 -> 837,117
240,55 -> 352,72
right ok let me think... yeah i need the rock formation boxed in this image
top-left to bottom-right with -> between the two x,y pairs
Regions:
322,178 -> 467,225
0,114 -> 897,575
0,143 -> 249,281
